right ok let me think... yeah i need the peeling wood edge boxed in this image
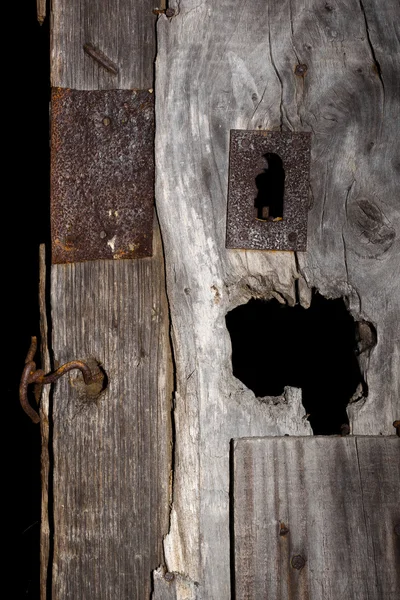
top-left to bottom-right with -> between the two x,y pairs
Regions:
39,245 -> 51,600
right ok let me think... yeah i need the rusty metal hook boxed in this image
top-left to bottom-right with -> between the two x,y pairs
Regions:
19,336 -> 98,424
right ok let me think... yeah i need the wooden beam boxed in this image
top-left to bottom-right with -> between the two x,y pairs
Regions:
50,229 -> 172,598
46,1 -> 171,598
233,436 -> 400,599
155,0 -> 400,596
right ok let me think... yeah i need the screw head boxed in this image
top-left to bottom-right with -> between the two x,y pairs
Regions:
165,8 -> 175,17
164,572 -> 175,582
103,117 -> 111,126
291,554 -> 306,570
288,232 -> 297,243
279,522 -> 289,536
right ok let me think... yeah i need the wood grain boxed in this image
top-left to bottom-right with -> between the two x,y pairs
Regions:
155,0 -> 400,596
51,0 -> 156,89
50,226 -> 172,599
37,0 -> 46,24
233,436 -> 400,600
48,2 -> 171,598
39,245 -> 52,600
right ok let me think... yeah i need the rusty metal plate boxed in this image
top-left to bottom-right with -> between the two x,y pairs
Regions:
226,130 -> 311,251
51,88 -> 154,263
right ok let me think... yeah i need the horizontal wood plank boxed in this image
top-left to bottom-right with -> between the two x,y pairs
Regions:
233,436 -> 400,600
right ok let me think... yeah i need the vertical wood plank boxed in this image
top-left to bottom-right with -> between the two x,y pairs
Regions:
39,246 -> 51,600
50,228 -> 172,599
155,1 -> 400,595
233,436 -> 400,600
48,2 -> 170,597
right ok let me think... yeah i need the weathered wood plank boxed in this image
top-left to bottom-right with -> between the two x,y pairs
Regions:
51,0 -> 156,90
155,0 -> 400,596
233,436 -> 400,600
39,245 -> 51,600
50,226 -> 172,599
48,1 -> 171,598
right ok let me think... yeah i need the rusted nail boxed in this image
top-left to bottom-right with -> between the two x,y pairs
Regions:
291,555 -> 306,570
83,43 -> 119,75
164,572 -> 175,582
340,423 -> 350,436
19,336 -> 100,424
393,420 -> 400,437
394,523 -> 400,537
153,8 -> 176,17
279,522 -> 289,536
295,64 -> 308,76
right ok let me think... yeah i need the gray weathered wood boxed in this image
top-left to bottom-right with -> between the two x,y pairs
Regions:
51,0 -> 156,90
50,226 -> 172,599
152,567 -> 198,599
39,245 -> 51,600
48,1 -> 171,598
155,1 -> 400,597
233,436 -> 400,600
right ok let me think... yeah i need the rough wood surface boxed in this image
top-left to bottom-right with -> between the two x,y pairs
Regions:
48,2 -> 171,598
155,1 -> 400,596
153,567 -> 198,599
51,0 -> 156,89
39,245 -> 52,600
233,436 -> 400,599
50,226 -> 172,599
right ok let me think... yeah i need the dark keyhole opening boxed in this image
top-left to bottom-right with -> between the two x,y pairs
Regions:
254,153 -> 285,220
226,292 -> 370,435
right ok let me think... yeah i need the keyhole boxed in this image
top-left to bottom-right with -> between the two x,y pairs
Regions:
254,153 -> 285,220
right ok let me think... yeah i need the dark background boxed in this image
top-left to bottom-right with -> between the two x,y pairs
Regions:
6,4 -> 49,598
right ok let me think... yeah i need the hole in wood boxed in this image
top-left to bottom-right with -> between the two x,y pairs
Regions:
254,153 -> 285,221
72,358 -> 109,403
226,291 -> 371,435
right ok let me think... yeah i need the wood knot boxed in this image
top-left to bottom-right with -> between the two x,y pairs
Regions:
346,198 -> 395,258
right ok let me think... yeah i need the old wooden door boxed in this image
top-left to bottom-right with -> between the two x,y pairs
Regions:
39,1 -> 399,599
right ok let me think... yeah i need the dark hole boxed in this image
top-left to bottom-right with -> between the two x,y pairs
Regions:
225,292 -> 367,435
254,153 -> 285,220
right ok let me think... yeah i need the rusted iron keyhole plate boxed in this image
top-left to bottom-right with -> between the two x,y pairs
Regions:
226,130 -> 311,251
51,88 -> 154,263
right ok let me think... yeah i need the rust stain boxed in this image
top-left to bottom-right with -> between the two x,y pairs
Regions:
226,130 -> 311,251
51,88 -> 154,263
